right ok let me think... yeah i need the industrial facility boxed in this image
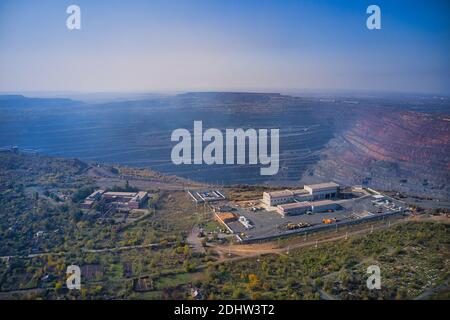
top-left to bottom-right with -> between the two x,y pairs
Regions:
80,190 -> 149,211
208,183 -> 406,243
261,182 -> 340,216
262,182 -> 339,206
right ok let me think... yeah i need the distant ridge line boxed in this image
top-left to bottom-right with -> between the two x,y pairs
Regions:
178,91 -> 283,96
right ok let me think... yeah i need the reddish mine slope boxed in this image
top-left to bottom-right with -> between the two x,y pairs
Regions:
304,110 -> 450,199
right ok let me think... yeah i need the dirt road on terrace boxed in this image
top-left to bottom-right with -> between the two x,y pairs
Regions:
86,166 -> 206,191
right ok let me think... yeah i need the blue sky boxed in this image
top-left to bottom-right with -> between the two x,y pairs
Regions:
0,0 -> 449,94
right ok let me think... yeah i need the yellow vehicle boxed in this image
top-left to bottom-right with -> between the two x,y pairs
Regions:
322,218 -> 337,224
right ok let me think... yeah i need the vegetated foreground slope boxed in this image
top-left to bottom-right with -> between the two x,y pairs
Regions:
303,109 -> 450,199
203,221 -> 449,300
0,151 -> 449,299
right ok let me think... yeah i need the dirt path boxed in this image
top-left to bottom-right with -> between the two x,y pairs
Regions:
0,241 -> 175,260
187,226 -> 206,254
87,166 -> 206,191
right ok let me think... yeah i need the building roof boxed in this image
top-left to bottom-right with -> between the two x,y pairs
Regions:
292,189 -> 310,195
278,202 -> 311,210
266,187 -> 313,198
130,191 -> 148,203
304,182 -> 339,191
310,199 -> 336,206
103,191 -> 138,197
134,191 -> 148,199
266,190 -> 294,198
86,189 -> 105,199
295,193 -> 313,199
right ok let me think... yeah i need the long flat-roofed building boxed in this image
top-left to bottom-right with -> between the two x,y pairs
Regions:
81,190 -> 149,210
262,190 -> 293,206
276,199 -> 341,216
304,182 -> 339,200
277,202 -> 311,216
262,182 -> 339,206
262,189 -> 312,206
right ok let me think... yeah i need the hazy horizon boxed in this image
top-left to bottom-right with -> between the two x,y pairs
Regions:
1,0 -> 449,94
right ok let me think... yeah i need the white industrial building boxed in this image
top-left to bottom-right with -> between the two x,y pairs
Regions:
304,182 -> 340,200
276,202 -> 311,216
262,182 -> 339,206
276,200 -> 340,216
262,189 -> 309,206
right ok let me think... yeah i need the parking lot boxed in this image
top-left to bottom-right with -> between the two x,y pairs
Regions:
219,191 -> 406,242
